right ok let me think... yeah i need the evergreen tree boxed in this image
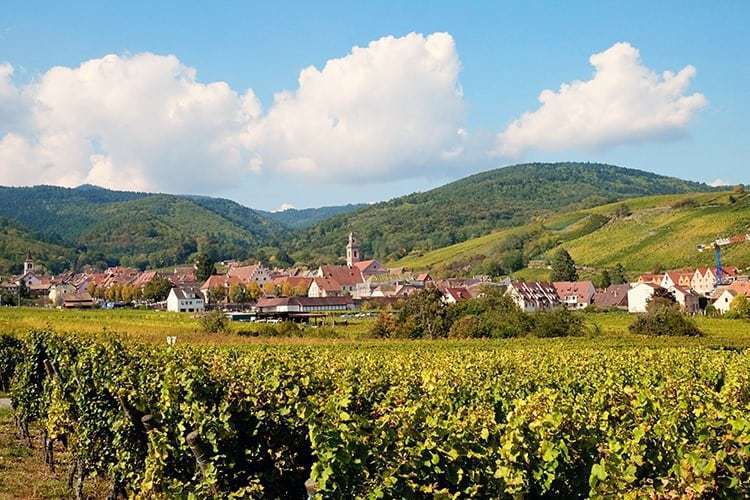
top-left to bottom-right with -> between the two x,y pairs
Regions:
550,249 -> 578,282
598,269 -> 612,289
195,253 -> 215,283
611,264 -> 627,285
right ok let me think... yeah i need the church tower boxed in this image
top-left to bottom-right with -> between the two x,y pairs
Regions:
23,252 -> 34,275
346,232 -> 360,267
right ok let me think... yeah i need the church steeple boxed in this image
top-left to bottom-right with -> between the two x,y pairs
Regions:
23,252 -> 34,275
346,232 -> 360,267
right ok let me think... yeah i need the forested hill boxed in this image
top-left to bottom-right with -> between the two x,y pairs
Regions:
285,163 -> 712,265
0,185 -> 290,272
260,204 -> 367,229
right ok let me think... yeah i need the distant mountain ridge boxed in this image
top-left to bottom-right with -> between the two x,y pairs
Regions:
284,162 -> 713,265
0,162 -> 714,274
260,204 -> 368,229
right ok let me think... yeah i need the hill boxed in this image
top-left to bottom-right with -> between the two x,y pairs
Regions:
286,163 -> 712,264
261,204 -> 367,229
391,190 -> 750,279
0,185 -> 290,272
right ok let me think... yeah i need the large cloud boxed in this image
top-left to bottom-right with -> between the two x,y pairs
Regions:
0,54 -> 262,192
0,32 -> 467,192
495,42 -> 707,157
246,32 -> 466,181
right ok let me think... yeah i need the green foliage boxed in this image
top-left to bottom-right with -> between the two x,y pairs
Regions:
550,249 -> 578,282
0,334 -> 22,392
142,276 -> 172,302
726,294 -> 750,319
7,331 -> 750,497
194,253 -> 214,283
629,304 -> 703,337
532,308 -> 586,338
597,269 -> 612,289
198,310 -> 230,334
611,264 -> 627,285
288,162 -> 710,264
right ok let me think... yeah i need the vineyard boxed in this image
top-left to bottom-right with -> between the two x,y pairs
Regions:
1,330 -> 749,498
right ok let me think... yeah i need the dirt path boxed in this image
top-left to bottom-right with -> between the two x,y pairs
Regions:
0,399 -> 9,410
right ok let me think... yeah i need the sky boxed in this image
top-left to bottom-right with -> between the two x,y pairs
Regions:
0,1 -> 748,210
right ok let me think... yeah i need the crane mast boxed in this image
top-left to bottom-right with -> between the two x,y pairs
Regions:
697,233 -> 750,285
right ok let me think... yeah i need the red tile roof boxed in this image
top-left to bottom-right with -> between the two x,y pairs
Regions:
319,265 -> 364,287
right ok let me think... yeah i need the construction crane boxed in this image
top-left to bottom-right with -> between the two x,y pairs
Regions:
697,233 -> 750,285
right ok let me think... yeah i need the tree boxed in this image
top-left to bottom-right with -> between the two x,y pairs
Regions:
597,269 -> 612,289
228,283 -> 247,304
209,287 -> 227,304
611,264 -> 627,285
143,276 -> 172,302
263,281 -> 277,297
195,253 -> 215,283
395,288 -> 450,339
614,204 -> 631,218
246,282 -> 262,301
550,249 -> 578,282
199,309 -> 230,334
727,294 -> 750,319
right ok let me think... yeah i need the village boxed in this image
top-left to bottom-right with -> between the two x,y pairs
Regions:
1,231 -> 748,322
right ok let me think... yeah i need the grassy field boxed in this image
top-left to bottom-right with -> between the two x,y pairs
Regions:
3,306 -> 750,349
389,190 -> 750,275
0,307 -> 375,345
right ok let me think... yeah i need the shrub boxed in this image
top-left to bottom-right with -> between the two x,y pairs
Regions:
0,334 -> 23,392
448,315 -> 487,339
670,198 -> 698,209
629,304 -> 703,337
726,294 -> 750,319
532,308 -> 585,338
199,309 -> 230,334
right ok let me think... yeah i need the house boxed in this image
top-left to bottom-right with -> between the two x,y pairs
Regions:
271,276 -> 313,296
352,259 -> 388,278
414,273 -> 433,286
316,265 -> 364,295
442,287 -> 472,304
712,281 -> 750,314
308,277 -> 343,298
669,285 -> 700,313
227,263 -> 271,286
255,296 -> 302,313
660,270 -> 694,290
167,287 -> 205,313
200,274 -> 243,303
506,282 -> 560,312
49,283 -> 77,306
692,266 -> 739,296
592,284 -> 630,310
130,270 -> 160,289
255,296 -> 356,313
637,273 -> 663,285
627,283 -> 667,313
62,292 -> 96,309
552,281 -> 596,309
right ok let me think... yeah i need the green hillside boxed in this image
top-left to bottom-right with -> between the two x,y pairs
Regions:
286,163 -> 711,265
0,185 -> 289,270
391,190 -> 750,277
0,218 -> 74,274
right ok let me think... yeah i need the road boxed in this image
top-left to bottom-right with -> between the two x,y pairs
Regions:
0,398 -> 10,410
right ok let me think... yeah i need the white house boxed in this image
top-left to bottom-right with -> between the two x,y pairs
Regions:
628,283 -> 663,313
49,283 -> 77,306
552,281 -> 596,309
713,288 -> 737,315
167,287 -> 205,313
506,282 -> 560,312
669,285 -> 700,314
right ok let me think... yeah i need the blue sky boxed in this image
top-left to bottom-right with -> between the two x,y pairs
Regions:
1,1 -> 748,209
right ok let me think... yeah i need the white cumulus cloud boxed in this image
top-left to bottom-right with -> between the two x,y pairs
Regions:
0,53 -> 262,192
246,32 -> 466,181
0,32 -> 468,192
495,42 -> 707,157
